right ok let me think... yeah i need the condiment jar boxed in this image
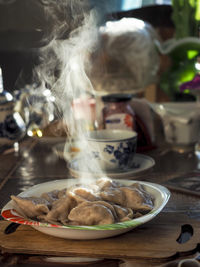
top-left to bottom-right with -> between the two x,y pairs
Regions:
102,94 -> 135,131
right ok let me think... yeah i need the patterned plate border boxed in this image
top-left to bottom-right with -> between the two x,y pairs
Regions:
2,205 -> 164,231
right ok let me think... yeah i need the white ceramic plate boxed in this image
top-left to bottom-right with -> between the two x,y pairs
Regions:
69,154 -> 155,179
1,179 -> 170,240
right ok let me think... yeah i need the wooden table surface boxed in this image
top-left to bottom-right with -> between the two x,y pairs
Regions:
1,137 -> 200,267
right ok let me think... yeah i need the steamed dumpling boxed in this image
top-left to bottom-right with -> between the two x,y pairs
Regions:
120,186 -> 153,212
38,193 -> 76,225
68,201 -> 115,225
41,189 -> 60,204
100,187 -> 126,206
113,204 -> 134,222
96,177 -> 119,191
100,183 -> 153,212
69,187 -> 100,204
11,195 -> 49,219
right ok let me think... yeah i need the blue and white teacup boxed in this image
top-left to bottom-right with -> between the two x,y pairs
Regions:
85,129 -> 137,171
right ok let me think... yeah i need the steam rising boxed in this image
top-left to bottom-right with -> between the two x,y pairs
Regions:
32,0 -> 99,138
27,0 -> 103,179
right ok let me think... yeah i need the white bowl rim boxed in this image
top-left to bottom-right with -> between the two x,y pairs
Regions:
86,129 -> 137,142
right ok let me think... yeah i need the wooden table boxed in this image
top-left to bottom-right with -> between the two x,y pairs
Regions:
1,137 -> 200,267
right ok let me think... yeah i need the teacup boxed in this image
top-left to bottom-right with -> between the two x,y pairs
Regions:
84,129 -> 137,171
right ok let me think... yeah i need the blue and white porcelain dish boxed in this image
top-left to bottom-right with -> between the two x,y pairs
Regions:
84,129 -> 137,171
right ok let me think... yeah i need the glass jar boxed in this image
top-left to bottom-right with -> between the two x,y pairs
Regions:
102,94 -> 135,131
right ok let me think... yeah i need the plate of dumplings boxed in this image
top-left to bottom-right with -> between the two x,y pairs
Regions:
1,177 -> 170,240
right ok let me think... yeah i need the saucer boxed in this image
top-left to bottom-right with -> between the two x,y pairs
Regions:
68,153 -> 155,179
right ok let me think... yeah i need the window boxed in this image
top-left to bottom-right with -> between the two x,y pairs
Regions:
121,0 -> 171,11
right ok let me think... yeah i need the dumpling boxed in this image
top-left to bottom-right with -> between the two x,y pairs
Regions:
113,204 -> 134,222
57,188 -> 67,199
100,187 -> 126,206
120,186 -> 153,212
92,200 -> 117,221
38,193 -> 76,225
100,183 -> 153,213
68,201 -> 115,225
131,183 -> 154,205
69,187 -> 100,204
96,177 -> 119,191
41,190 -> 60,204
11,195 -> 49,219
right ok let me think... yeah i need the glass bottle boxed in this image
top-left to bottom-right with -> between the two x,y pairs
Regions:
102,94 -> 135,131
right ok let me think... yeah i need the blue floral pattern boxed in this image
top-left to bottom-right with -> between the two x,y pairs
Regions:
104,141 -> 136,168
104,145 -> 114,154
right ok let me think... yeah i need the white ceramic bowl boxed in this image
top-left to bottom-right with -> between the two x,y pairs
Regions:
1,179 -> 170,240
84,129 -> 137,171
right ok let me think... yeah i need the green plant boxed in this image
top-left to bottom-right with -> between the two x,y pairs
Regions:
172,0 -> 200,39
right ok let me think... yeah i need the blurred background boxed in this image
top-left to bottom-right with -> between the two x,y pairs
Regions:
0,0 -> 173,100
1,0 -> 200,152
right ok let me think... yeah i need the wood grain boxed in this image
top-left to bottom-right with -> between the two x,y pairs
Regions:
1,212 -> 200,262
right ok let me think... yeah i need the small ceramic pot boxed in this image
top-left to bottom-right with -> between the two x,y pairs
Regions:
153,102 -> 200,150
